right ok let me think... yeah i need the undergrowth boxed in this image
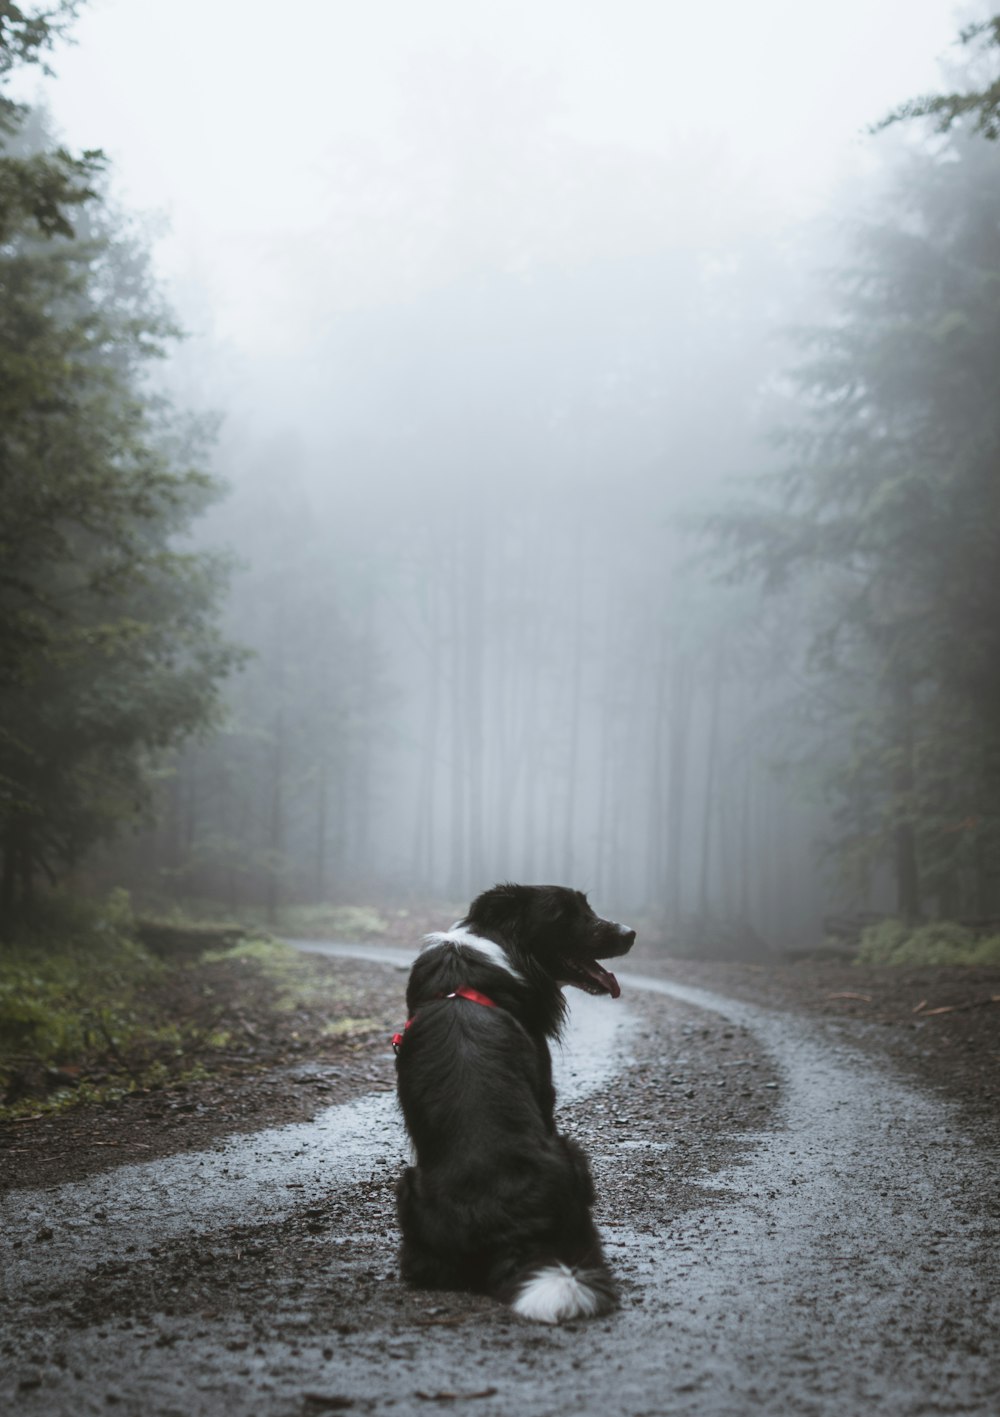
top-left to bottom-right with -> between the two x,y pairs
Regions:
134,896 -> 393,941
271,903 -> 389,940
857,919 -> 1000,968
0,890 -> 160,1083
0,891 -> 363,1121
198,935 -> 355,1010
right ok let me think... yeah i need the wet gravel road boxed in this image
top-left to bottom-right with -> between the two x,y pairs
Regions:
2,942 -> 998,1416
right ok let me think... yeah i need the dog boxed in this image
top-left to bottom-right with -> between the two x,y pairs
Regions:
393,882 -> 635,1323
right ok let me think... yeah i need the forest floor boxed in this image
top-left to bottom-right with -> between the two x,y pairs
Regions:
1,925 -> 998,1415
2,927 -> 997,1191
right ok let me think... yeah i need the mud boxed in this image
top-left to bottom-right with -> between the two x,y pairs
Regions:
0,953 -> 409,1191
1,944 -> 998,1416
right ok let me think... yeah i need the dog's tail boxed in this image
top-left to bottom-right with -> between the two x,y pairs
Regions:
510,1261 -> 617,1324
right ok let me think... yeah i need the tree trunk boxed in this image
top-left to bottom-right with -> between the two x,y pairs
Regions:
0,827 -> 16,941
697,647 -> 725,919
644,628 -> 668,908
266,708 -> 285,927
448,574 -> 467,898
664,656 -> 691,929
560,624 -> 583,885
353,595 -> 377,884
890,672 -> 920,923
315,752 -> 328,903
412,567 -> 442,890
739,742 -> 752,923
464,545 -> 485,891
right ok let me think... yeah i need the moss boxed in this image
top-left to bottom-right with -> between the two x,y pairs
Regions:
858,918 -> 1000,967
0,893 -> 384,1121
320,1016 -> 379,1038
276,903 -> 390,939
199,936 -> 352,1011
140,897 -> 394,941
0,891 -> 163,1066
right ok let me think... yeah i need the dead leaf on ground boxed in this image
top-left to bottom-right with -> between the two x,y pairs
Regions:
826,992 -> 873,1003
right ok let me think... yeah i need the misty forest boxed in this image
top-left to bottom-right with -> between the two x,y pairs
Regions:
2,3 -> 1000,955
4,5 -> 1000,1412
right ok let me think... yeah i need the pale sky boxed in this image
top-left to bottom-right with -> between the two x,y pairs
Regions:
15,1 -> 966,361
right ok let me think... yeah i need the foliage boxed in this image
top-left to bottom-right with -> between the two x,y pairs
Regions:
116,436 -> 392,918
0,888 -> 165,1111
708,128 -> 1000,920
857,918 -> 1000,967
272,903 -> 390,940
198,934 -> 361,1011
0,895 -> 366,1118
878,16 -> 1000,141
0,2 -> 103,240
0,103 -> 242,924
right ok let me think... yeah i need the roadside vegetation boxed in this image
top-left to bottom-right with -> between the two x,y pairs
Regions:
148,900 -> 396,941
857,919 -> 1000,969
0,891 -> 376,1121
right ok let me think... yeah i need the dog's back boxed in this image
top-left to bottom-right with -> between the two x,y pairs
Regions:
394,891 -> 632,1322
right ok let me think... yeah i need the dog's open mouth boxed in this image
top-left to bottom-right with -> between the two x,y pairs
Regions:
560,957 -> 622,999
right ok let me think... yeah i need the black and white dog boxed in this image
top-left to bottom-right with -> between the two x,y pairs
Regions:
394,882 -> 635,1323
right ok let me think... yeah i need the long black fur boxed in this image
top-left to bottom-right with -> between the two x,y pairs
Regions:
394,882 -> 635,1320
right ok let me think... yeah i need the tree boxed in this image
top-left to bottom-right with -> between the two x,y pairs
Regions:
0,99 -> 241,927
878,15 -> 1000,141
0,2 -> 102,239
708,131 -> 1000,919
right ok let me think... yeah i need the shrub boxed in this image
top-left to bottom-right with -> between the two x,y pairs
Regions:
858,919 -> 1000,967
0,889 -> 161,1084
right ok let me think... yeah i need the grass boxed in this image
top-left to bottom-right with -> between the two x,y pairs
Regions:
0,890 -> 370,1121
0,890 -> 162,1074
198,934 -> 356,1011
857,918 -> 1000,968
270,902 -> 390,940
132,896 -> 395,941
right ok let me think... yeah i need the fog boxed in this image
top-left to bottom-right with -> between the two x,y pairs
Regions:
15,0 -> 986,944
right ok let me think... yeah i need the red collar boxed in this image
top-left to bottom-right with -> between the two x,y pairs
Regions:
392,984 -> 498,1052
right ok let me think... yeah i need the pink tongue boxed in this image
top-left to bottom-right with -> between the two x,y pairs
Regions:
582,960 -> 621,999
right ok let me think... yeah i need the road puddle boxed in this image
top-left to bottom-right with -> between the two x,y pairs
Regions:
2,951 -> 632,1299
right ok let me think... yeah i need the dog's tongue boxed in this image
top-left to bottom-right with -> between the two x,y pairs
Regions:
579,959 -> 621,999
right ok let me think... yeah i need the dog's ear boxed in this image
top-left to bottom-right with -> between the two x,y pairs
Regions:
465,882 -> 525,931
525,886 -> 576,937
466,882 -> 585,944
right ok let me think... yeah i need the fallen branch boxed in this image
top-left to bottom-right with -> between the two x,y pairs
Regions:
922,996 -> 1000,1016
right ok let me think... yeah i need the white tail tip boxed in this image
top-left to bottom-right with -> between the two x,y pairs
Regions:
512,1263 -> 605,1324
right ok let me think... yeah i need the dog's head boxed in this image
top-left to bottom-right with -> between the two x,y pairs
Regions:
462,883 -> 635,999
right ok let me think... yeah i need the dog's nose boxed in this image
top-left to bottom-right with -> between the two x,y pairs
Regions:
617,924 -> 636,945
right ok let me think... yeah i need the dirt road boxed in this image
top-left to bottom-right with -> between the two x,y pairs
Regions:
2,942 -> 997,1415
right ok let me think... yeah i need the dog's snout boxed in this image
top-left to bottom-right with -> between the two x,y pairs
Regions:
616,924 -> 636,945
